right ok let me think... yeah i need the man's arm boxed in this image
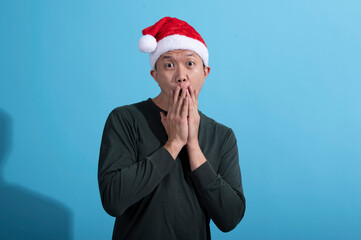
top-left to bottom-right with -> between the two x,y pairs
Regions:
188,128 -> 246,232
98,109 -> 176,217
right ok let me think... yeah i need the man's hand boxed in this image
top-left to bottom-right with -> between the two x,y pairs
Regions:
186,85 -> 200,149
185,85 -> 206,171
161,86 -> 189,159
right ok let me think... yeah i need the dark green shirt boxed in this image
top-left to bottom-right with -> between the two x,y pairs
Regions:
98,98 -> 246,240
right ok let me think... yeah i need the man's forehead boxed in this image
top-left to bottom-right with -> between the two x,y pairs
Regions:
159,49 -> 200,59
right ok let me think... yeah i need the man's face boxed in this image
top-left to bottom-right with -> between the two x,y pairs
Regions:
150,49 -> 210,99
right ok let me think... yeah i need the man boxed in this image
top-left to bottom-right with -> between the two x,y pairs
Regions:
98,16 -> 246,240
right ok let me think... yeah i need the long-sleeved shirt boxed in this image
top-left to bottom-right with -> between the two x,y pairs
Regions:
98,98 -> 246,240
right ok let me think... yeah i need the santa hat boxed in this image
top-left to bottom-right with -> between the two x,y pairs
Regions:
138,16 -> 209,70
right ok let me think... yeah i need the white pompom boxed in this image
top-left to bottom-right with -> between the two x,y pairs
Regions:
138,34 -> 157,53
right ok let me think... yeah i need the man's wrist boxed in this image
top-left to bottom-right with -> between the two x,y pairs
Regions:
163,140 -> 184,160
186,140 -> 200,152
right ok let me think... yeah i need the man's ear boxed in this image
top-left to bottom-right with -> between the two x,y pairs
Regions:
203,66 -> 211,78
150,69 -> 158,82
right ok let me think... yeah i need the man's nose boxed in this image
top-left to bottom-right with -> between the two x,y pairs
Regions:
177,78 -> 190,89
176,67 -> 190,88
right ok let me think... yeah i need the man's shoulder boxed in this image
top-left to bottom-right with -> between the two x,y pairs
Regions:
199,110 -> 233,134
111,99 -> 148,115
106,99 -> 149,123
199,111 -> 238,149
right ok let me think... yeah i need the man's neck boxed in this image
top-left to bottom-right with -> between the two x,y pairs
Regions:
152,94 -> 168,112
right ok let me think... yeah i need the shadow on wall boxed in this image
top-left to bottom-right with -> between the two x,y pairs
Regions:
0,109 -> 73,240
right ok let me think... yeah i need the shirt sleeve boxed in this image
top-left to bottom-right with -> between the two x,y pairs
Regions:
98,108 -> 176,217
188,128 -> 246,232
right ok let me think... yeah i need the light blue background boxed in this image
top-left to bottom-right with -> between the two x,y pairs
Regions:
1,1 -> 360,239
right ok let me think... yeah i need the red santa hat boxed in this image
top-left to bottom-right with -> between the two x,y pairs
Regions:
138,16 -> 209,70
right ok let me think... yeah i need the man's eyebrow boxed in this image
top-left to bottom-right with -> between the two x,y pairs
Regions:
161,55 -> 172,59
160,53 -> 196,60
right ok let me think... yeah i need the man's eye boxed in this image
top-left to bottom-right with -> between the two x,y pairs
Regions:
165,63 -> 174,68
187,61 -> 194,66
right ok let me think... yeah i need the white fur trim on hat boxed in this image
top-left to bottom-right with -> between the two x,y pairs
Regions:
149,34 -> 209,70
